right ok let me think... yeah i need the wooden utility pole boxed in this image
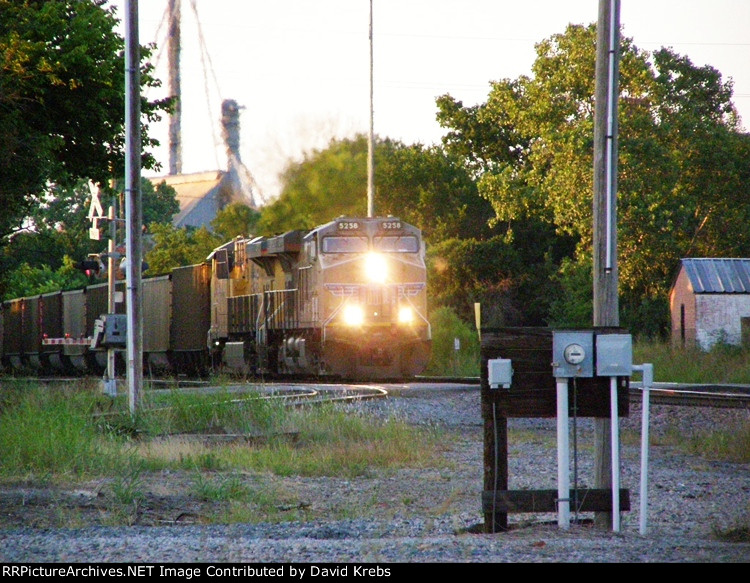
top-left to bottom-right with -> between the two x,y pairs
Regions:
125,0 -> 143,416
592,0 -> 621,528
168,0 -> 182,175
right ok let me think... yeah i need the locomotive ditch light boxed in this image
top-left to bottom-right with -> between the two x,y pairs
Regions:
343,304 -> 365,326
365,252 -> 387,284
398,306 -> 414,324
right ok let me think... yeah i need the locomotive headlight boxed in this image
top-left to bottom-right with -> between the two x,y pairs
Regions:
398,306 -> 414,324
343,304 -> 365,326
365,252 -> 387,283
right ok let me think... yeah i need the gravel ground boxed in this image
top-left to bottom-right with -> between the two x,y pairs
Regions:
1,383 -> 748,563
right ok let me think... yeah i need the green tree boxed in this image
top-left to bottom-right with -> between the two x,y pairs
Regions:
0,0 -> 170,240
258,134 -> 493,244
375,142 -> 493,243
427,235 -> 559,326
2,256 -> 87,300
142,179 -> 181,228
144,223 -> 222,276
437,24 -> 749,335
257,136 -> 369,235
0,178 -> 179,298
211,202 -> 261,240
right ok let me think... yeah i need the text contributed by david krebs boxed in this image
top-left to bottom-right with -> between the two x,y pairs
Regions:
2,565 -> 393,579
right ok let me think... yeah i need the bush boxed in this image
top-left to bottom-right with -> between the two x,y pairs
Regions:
425,306 -> 480,376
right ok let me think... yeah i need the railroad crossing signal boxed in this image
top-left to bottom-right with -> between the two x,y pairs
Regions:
88,182 -> 104,240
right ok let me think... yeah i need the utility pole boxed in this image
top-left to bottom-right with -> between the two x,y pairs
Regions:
168,0 -> 182,175
592,0 -> 621,529
367,0 -> 375,218
125,0 -> 143,416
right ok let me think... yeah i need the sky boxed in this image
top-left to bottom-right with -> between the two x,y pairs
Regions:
114,0 -> 750,202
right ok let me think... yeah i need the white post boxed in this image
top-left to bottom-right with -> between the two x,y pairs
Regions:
105,205 -> 117,397
556,378 -> 570,530
610,376 -> 621,532
635,363 -> 653,535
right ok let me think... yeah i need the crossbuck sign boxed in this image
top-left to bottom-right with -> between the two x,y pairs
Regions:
88,182 -> 104,240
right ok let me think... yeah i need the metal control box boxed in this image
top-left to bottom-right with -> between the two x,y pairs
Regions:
91,313 -> 127,348
488,358 -> 513,389
596,333 -> 633,376
552,331 -> 594,378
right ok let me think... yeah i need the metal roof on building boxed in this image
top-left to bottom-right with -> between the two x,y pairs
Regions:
681,258 -> 750,293
149,171 -> 225,229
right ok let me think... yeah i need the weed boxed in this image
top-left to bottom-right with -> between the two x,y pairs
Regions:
687,423 -> 750,463
0,383 -> 118,477
111,461 -> 145,506
192,473 -> 251,502
633,339 -> 750,384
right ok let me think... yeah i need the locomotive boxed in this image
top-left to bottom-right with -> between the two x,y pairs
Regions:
0,216 -> 432,380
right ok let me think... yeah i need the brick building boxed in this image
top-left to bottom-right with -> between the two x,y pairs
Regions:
669,258 -> 750,349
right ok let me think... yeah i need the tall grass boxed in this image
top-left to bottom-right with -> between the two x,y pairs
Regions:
0,380 -> 443,483
425,306 -> 480,376
0,383 -> 120,477
226,405 -> 443,478
686,423 -> 750,464
131,388 -> 290,436
633,339 -> 750,465
633,339 -> 750,384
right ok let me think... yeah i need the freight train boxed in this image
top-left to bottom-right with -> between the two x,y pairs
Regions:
0,217 -> 431,380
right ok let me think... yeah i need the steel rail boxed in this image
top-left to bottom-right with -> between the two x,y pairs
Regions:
5,374 -> 749,409
628,385 -> 750,409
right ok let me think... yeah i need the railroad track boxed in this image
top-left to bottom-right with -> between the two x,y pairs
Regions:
628,384 -> 750,409
417,376 -> 750,409
4,374 -> 750,409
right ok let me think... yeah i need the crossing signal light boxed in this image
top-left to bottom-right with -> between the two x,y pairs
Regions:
75,259 -> 101,277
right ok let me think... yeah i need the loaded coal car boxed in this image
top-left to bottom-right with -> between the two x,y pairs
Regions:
1,292 -> 68,373
0,265 -> 211,377
0,216 -> 431,380
210,216 -> 431,379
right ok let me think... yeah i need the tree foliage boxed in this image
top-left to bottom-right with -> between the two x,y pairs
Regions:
0,0 -> 171,240
142,179 -> 181,228
211,202 -> 261,240
257,136 -> 369,235
374,142 -> 493,243
427,234 -> 558,326
2,256 -> 88,300
436,24 -> 750,334
144,224 -> 222,276
0,178 -> 179,298
258,134 -> 492,244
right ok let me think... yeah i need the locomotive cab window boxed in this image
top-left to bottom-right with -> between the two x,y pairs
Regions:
321,236 -> 369,254
373,235 -> 419,253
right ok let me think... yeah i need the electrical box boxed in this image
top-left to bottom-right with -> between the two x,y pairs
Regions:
596,333 -> 633,376
488,358 -> 513,389
552,331 -> 594,378
91,314 -> 127,348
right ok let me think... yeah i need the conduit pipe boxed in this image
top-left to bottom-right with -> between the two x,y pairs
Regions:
610,376 -> 621,531
632,363 -> 654,535
556,378 -> 570,529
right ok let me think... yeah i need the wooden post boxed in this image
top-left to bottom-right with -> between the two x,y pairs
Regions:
167,0 -> 181,175
480,329 -> 629,531
592,0 -> 621,529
